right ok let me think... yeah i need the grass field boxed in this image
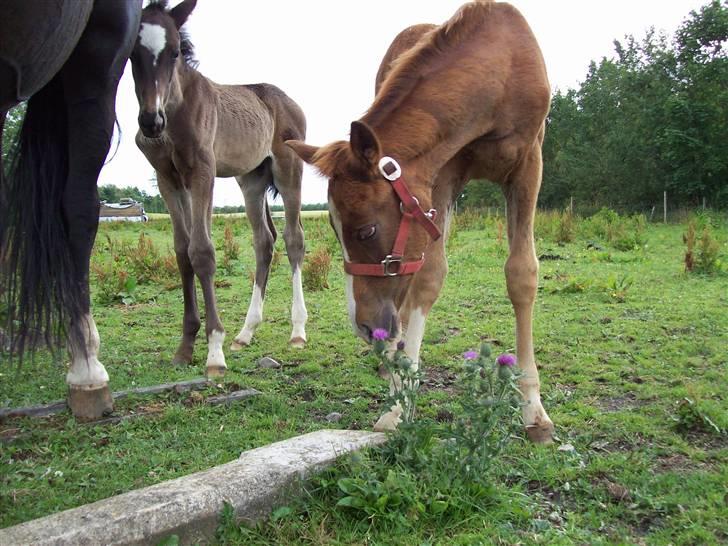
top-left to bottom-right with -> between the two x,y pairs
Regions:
1,209 -> 726,544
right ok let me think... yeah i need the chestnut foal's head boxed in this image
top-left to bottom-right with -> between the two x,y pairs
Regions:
288,122 -> 438,342
130,0 -> 196,138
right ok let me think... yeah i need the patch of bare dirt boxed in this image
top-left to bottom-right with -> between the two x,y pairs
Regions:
420,367 -> 458,394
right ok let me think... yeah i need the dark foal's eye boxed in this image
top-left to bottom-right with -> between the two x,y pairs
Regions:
172,49 -> 180,59
356,224 -> 377,241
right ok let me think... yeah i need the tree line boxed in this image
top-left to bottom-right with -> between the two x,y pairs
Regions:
461,0 -> 727,213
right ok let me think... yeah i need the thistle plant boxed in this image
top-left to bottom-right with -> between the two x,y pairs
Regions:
448,345 -> 523,480
371,329 -> 421,425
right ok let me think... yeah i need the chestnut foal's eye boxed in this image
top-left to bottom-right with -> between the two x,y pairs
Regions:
172,50 -> 180,59
356,224 -> 377,241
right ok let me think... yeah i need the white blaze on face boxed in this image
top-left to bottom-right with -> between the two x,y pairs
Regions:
329,197 -> 357,333
139,23 -> 167,67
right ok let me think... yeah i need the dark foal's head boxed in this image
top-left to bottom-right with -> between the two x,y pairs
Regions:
288,122 -> 436,343
130,0 -> 196,138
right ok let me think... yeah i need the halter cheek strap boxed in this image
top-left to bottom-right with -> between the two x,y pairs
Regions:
343,156 -> 442,277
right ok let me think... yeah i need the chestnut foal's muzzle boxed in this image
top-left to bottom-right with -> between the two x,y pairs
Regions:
344,157 -> 442,277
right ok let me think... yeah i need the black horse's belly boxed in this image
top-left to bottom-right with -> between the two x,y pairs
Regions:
0,0 -> 93,109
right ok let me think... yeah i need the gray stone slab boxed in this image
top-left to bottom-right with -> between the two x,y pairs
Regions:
0,429 -> 387,545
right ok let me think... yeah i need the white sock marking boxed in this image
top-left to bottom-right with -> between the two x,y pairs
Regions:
236,283 -> 264,345
290,267 -> 308,341
66,313 -> 109,388
402,307 -> 427,370
206,329 -> 227,369
139,23 -> 167,67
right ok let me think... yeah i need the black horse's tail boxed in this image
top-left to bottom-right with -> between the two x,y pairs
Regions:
1,76 -> 83,361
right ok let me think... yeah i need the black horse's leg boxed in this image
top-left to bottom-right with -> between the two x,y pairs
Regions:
59,1 -> 141,420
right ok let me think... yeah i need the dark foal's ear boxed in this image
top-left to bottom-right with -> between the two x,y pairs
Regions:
285,140 -> 319,165
169,0 -> 197,29
350,121 -> 381,167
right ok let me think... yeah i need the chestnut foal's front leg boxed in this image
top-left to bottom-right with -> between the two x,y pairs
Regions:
373,207 -> 452,432
504,142 -> 554,444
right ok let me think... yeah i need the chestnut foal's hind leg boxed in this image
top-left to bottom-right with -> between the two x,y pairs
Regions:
272,153 -> 308,348
504,142 -> 554,444
230,165 -> 276,349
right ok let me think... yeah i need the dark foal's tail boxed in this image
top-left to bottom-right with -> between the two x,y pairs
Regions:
1,77 -> 83,362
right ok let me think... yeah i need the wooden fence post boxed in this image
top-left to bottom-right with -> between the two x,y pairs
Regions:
663,191 -> 667,224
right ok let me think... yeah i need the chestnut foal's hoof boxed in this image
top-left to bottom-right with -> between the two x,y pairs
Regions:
525,419 -> 555,444
205,365 -> 227,379
289,336 -> 306,349
372,405 -> 403,432
68,384 -> 114,422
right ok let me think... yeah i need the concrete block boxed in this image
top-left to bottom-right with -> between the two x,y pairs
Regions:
0,429 -> 387,545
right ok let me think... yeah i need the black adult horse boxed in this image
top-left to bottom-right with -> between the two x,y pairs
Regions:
1,1 -> 142,419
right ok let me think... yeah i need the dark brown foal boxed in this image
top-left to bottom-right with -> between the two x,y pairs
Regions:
131,0 -> 308,377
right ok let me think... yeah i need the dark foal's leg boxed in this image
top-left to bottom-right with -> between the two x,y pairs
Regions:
230,166 -> 276,349
185,168 -> 226,377
156,175 -> 200,365
272,153 -> 308,348
503,137 -> 554,444
59,2 -> 139,420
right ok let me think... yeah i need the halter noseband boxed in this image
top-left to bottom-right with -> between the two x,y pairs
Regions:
343,157 -> 442,277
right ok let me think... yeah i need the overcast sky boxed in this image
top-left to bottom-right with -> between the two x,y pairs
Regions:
98,0 -> 708,206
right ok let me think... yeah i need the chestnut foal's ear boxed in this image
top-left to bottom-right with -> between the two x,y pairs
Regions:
350,121 -> 381,166
169,0 -> 197,29
285,140 -> 319,165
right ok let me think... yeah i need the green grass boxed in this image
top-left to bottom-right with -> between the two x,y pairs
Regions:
1,211 -> 726,545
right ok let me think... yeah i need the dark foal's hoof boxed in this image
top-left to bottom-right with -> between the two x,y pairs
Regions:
68,384 -> 114,422
289,336 -> 306,349
205,365 -> 226,379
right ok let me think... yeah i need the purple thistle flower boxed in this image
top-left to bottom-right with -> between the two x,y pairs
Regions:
463,350 -> 479,360
371,328 -> 389,341
496,353 -> 517,367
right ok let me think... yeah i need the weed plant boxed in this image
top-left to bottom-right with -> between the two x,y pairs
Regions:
302,247 -> 331,291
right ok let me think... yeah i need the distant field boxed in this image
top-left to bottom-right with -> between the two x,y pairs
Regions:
146,209 -> 328,221
1,210 -> 726,544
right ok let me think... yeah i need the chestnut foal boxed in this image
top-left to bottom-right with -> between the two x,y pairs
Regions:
288,0 -> 554,442
131,0 -> 308,377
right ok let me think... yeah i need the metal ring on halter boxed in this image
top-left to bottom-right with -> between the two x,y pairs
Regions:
381,255 -> 403,276
400,196 -> 419,214
378,156 -> 401,181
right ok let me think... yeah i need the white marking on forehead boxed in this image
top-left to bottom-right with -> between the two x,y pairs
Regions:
139,23 -> 167,66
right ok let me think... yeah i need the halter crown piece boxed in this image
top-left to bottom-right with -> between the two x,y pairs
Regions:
344,156 -> 442,277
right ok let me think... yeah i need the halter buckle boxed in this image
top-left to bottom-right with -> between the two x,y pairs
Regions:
378,156 -> 402,181
381,255 -> 403,276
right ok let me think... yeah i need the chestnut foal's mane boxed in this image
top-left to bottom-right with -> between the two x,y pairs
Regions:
311,0 -> 495,178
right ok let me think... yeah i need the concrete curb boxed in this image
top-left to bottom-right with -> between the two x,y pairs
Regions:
0,430 -> 387,545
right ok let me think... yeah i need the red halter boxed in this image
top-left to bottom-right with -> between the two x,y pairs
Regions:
344,157 -> 442,277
